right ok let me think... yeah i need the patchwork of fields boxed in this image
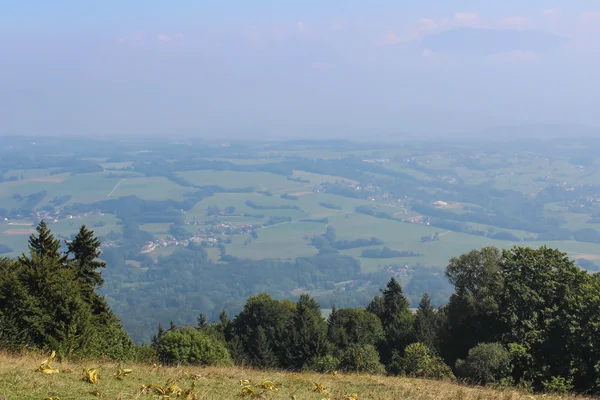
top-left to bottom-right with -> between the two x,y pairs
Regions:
3,145 -> 600,271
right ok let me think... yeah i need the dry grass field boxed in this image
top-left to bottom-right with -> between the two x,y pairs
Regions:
0,351 -> 594,400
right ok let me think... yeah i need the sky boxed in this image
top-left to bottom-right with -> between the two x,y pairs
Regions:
1,1 -> 600,139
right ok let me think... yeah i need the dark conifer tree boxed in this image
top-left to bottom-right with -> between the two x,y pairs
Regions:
379,278 -> 415,364
67,225 -> 105,288
414,293 -> 440,351
197,313 -> 209,329
286,294 -> 328,370
19,220 -> 63,265
251,326 -> 277,368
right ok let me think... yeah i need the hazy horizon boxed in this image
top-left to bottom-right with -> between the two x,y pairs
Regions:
2,1 -> 600,138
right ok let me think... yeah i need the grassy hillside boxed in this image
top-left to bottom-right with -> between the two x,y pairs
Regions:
0,352 -> 591,400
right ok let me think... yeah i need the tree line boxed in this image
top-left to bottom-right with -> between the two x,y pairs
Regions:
4,223 -> 600,394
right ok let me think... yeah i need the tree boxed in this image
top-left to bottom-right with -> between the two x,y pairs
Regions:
197,313 -> 209,330
250,326 -> 278,368
215,310 -> 230,338
390,342 -> 454,380
497,246 -> 595,391
231,293 -> 295,368
285,294 -> 328,370
377,278 -> 415,364
157,326 -> 232,366
456,342 -> 512,385
327,307 -> 383,351
414,293 -> 440,352
338,344 -> 385,374
440,247 -> 504,364
67,225 -> 106,289
22,220 -> 62,261
366,295 -> 384,320
1,224 -> 133,359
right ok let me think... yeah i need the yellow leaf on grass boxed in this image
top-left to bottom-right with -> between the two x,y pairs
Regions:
38,350 -> 59,374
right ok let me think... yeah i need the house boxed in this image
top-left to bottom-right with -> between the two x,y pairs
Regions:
432,200 -> 448,208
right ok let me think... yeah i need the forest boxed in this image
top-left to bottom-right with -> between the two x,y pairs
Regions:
3,222 -> 600,395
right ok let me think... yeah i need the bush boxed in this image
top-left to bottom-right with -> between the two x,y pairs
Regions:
542,376 -> 574,394
390,342 -> 454,380
339,344 -> 385,374
310,354 -> 340,373
456,343 -> 512,384
157,326 -> 233,366
132,344 -> 157,364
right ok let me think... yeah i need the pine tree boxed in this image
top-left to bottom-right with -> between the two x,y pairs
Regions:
20,220 -> 62,262
379,278 -> 415,364
414,293 -> 439,351
286,294 -> 328,370
2,223 -> 133,359
197,313 -> 209,329
216,310 -> 231,338
251,326 -> 277,368
67,225 -> 106,288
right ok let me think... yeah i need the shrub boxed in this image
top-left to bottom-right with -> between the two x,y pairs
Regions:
390,342 -> 454,380
310,354 -> 340,373
157,326 -> 233,366
542,376 -> 574,394
339,344 -> 385,374
456,342 -> 512,385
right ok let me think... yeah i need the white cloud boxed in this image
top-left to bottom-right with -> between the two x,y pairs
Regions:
418,18 -> 438,29
455,13 -> 479,23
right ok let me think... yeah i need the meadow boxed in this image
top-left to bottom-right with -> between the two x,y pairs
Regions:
0,351 -> 592,400
3,144 -> 600,271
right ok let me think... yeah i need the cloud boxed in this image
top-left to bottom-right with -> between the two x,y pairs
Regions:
382,17 -> 441,45
418,18 -> 438,29
455,12 -> 480,27
297,21 -> 306,32
156,33 -> 183,42
117,31 -> 145,45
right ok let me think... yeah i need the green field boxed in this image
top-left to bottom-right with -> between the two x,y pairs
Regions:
4,139 -> 600,278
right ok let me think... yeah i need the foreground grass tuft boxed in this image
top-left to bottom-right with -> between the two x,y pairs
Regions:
0,352 -> 594,400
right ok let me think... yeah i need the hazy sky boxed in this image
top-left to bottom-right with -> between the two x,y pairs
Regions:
1,1 -> 600,138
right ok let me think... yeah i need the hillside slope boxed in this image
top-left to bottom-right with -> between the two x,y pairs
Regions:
0,352 -> 592,400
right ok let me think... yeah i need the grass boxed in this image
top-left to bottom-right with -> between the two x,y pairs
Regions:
177,171 -> 301,192
0,351 -> 592,400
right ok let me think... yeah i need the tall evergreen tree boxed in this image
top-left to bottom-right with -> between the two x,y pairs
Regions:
251,326 -> 278,368
197,313 -> 209,329
414,293 -> 440,352
216,310 -> 231,338
67,225 -> 105,288
285,294 -> 328,370
19,220 -> 63,265
378,278 -> 415,364
2,223 -> 133,359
